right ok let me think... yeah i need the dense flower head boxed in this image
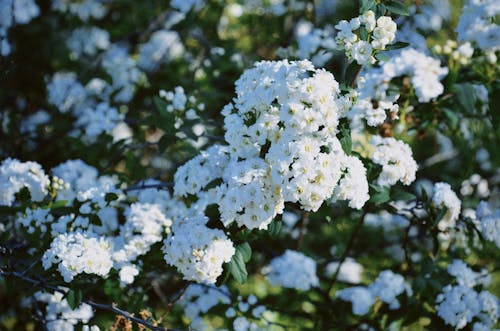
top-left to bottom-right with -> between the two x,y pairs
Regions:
0,158 -> 50,206
264,250 -> 319,291
337,270 -> 409,315
432,182 -> 462,230
173,60 -> 370,230
456,0 -> 500,51
370,136 -> 418,187
35,291 -> 94,331
42,231 -> 114,282
162,216 -> 235,283
352,48 -> 448,128
476,201 -> 500,248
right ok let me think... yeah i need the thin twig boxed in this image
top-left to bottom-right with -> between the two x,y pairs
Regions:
124,182 -> 174,193
1,270 -> 183,331
327,211 -> 368,297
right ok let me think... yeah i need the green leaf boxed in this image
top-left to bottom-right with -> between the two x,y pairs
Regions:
454,83 -> 477,113
236,242 -> 252,263
391,189 -> 416,201
339,123 -> 352,155
375,52 -> 390,62
359,27 -> 368,41
369,185 -> 391,204
268,220 -> 282,237
228,250 -> 248,284
385,42 -> 410,51
433,208 -> 447,226
375,3 -> 387,16
360,0 -> 376,13
66,289 -> 83,310
50,206 -> 75,216
326,215 -> 332,223
153,96 -> 168,112
442,108 -> 459,128
105,192 -> 119,202
50,200 -> 69,209
386,1 -> 409,16
344,62 -> 362,87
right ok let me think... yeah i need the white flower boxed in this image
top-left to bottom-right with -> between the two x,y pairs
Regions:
42,231 -> 113,282
351,40 -> 375,65
0,158 -> 50,206
370,136 -> 418,187
432,182 -> 461,231
162,216 -> 235,283
264,250 -> 319,291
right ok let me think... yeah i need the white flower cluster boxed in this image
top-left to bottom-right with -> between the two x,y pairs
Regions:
101,45 -> 142,103
352,48 -> 448,128
51,0 -> 108,21
19,110 -> 51,135
115,202 -> 172,263
42,231 -> 113,282
279,20 -> 336,67
178,284 -> 231,330
0,0 -> 39,56
436,260 -> 499,330
264,250 -> 319,291
17,207 -> 54,234
432,182 -> 461,231
433,40 -> 475,66
476,201 -> 500,248
163,216 -> 235,283
74,102 -> 124,140
461,173 -> 490,198
335,11 -> 397,65
46,71 -> 131,142
138,30 -> 184,72
370,136 -> 418,187
337,270 -> 409,315
158,86 -> 206,136
4,159 -> 177,285
66,27 -> 110,58
0,158 -> 50,206
325,257 -> 364,284
35,291 -> 95,331
175,60 -> 369,230
456,0 -> 500,52
52,159 -> 120,205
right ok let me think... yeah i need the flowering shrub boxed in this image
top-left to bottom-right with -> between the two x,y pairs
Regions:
0,0 -> 499,330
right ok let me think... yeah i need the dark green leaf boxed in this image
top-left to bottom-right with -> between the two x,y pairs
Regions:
228,250 -> 248,283
153,96 -> 168,112
391,189 -> 416,201
454,83 -> 477,113
236,242 -> 252,263
433,208 -> 447,226
339,123 -> 352,155
105,192 -> 119,202
66,289 -> 83,310
369,185 -> 391,204
268,220 -> 282,237
360,0 -> 376,13
385,42 -> 410,51
386,1 -> 409,15
442,108 -> 459,128
375,3 -> 387,16
344,62 -> 362,87
50,206 -> 75,215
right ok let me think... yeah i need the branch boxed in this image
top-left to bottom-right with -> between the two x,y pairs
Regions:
124,182 -> 174,193
0,270 -> 183,331
326,211 -> 367,297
